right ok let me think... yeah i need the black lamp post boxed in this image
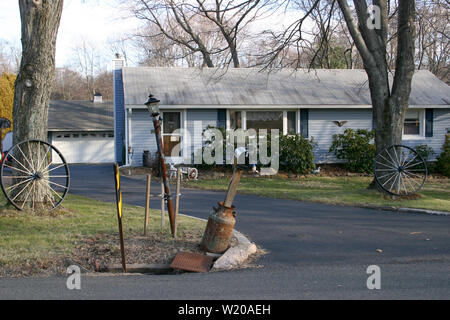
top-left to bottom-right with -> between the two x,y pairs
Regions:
145,94 -> 176,237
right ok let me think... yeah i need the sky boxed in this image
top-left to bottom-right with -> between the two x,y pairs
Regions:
0,0 -> 306,70
0,0 -> 139,69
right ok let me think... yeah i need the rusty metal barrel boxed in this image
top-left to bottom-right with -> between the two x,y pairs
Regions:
200,202 -> 236,254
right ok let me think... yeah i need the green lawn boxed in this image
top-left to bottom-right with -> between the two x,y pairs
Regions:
0,194 -> 205,275
185,176 -> 450,212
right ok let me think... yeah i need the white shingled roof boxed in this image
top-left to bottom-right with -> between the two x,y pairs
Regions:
122,67 -> 450,107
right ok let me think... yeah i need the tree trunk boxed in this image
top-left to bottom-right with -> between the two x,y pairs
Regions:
14,0 -> 64,143
12,0 -> 64,205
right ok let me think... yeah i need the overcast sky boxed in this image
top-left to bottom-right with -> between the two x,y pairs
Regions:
0,0 -> 139,68
0,0 -> 304,70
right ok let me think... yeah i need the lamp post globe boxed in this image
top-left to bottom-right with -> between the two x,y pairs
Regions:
145,94 -> 161,117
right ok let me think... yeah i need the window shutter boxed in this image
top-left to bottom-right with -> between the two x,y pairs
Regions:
217,109 -> 227,128
425,109 -> 433,137
300,109 -> 309,138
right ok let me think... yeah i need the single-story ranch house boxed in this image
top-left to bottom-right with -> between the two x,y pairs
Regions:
48,96 -> 114,163
113,57 -> 450,167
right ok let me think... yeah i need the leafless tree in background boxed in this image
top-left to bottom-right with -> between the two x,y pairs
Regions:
126,0 -> 224,67
194,0 -> 273,68
51,67 -> 113,101
0,40 -> 21,74
416,0 -> 449,84
108,35 -> 133,67
52,67 -> 86,100
134,16 -> 226,67
124,0 -> 273,68
71,40 -> 108,96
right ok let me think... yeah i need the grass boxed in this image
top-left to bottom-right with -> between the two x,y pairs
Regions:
184,175 -> 450,212
0,194 -> 205,276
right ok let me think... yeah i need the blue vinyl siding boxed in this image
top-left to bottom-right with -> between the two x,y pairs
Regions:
186,109 -> 218,162
129,110 -> 156,167
309,109 -> 373,163
403,109 -> 450,160
124,107 -> 450,166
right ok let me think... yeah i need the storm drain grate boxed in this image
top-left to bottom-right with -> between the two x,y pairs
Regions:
170,252 -> 215,273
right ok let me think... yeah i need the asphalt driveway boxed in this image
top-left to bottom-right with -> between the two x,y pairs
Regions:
1,164 -> 449,300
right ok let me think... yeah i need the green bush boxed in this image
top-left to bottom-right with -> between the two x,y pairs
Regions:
414,144 -> 435,162
279,134 -> 316,174
192,128 -> 316,174
436,134 -> 450,177
329,129 -> 376,173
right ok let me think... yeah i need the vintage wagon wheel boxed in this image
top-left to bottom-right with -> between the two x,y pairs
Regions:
187,168 -> 198,181
0,140 -> 70,211
374,145 -> 427,196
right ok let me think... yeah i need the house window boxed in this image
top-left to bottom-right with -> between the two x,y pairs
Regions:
404,110 -> 421,136
230,111 -> 242,129
246,111 -> 283,132
162,111 -> 182,157
287,111 -> 296,134
163,112 -> 181,134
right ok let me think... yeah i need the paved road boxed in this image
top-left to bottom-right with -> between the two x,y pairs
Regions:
1,164 -> 449,300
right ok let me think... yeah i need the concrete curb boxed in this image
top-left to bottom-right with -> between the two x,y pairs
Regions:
396,207 -> 450,216
357,205 -> 450,216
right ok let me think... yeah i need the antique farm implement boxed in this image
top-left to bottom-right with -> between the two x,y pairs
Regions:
0,139 -> 70,211
374,144 -> 427,196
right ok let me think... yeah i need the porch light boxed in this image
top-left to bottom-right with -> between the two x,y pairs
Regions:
145,94 -> 161,117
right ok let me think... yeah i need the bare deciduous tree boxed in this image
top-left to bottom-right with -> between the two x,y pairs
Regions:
0,39 -> 21,74
127,0 -> 224,67
337,0 -> 417,155
195,0 -> 272,68
13,0 -> 64,203
71,40 -> 108,96
416,0 -> 449,84
14,0 -> 64,144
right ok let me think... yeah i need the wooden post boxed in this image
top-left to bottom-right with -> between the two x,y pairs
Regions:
144,174 -> 151,236
174,167 -> 181,239
161,181 -> 165,230
113,163 -> 127,273
224,166 -> 244,208
152,115 -> 176,237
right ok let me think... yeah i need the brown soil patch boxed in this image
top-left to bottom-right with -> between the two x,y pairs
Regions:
0,230 -> 210,277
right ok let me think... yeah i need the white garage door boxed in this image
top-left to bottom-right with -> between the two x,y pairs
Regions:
52,132 -> 114,164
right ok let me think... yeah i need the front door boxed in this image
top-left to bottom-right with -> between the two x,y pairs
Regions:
162,111 -> 182,163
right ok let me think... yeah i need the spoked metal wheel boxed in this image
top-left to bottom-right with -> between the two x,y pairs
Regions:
374,145 -> 427,196
0,140 -> 70,211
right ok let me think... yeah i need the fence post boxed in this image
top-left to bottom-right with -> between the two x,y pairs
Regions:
174,167 -> 181,239
161,181 -> 165,230
144,174 -> 151,236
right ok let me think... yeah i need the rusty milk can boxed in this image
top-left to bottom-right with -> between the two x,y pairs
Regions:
200,201 -> 236,253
